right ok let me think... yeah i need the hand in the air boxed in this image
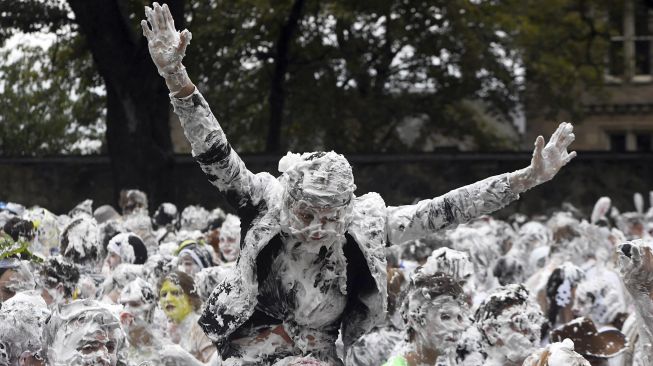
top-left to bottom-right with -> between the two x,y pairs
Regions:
529,122 -> 577,184
141,2 -> 192,75
617,240 -> 653,295
508,122 -> 577,193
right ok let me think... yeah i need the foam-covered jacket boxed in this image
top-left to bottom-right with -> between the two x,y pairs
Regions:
170,90 -> 520,358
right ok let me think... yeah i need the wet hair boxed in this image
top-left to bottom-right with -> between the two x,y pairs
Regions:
3,217 -> 34,241
41,257 -> 80,297
160,271 -> 202,311
475,284 -> 529,323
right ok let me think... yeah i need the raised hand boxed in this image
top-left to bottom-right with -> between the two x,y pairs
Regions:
141,2 -> 193,94
509,122 -> 577,193
529,122 -> 576,184
617,240 -> 653,295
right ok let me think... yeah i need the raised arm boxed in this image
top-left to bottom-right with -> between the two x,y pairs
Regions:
617,241 -> 653,363
142,3 -> 263,209
387,122 -> 576,245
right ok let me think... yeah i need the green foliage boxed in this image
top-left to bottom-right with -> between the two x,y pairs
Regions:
0,232 -> 43,262
184,0 -> 615,153
0,0 -> 618,155
0,34 -> 105,156
0,0 -> 71,43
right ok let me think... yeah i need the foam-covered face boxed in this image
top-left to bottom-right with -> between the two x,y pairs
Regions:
483,304 -> 545,363
104,253 -> 121,272
572,280 -> 624,325
50,317 -> 123,366
159,280 -> 192,323
281,194 -> 351,247
218,233 -> 239,262
408,295 -> 471,351
177,253 -> 201,276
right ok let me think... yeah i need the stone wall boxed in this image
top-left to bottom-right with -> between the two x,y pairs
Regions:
1,153 -> 652,218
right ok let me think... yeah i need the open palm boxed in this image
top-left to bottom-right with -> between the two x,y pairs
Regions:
141,2 -> 191,75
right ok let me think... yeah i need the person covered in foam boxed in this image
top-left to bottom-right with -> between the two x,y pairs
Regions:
141,3 -> 577,363
0,292 -> 50,366
158,271 -> 216,363
217,214 -> 241,263
102,233 -> 148,274
457,284 -> 547,366
384,270 -> 471,366
175,239 -> 214,276
118,278 -> 165,364
41,299 -> 127,366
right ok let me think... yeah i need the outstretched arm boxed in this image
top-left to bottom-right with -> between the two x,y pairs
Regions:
142,3 -> 263,209
387,122 -> 576,245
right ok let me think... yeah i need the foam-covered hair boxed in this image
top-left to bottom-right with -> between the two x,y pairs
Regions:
278,151 -> 356,208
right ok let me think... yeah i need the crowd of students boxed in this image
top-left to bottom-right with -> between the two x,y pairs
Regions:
1,190 -> 653,365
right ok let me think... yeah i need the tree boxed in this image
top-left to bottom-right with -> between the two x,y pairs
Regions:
0,0 -> 619,192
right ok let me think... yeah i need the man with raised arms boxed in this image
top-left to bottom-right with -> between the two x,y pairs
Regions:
141,3 -> 576,364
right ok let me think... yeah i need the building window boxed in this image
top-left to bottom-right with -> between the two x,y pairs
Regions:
609,132 -> 627,151
636,132 -> 652,151
608,0 -> 653,82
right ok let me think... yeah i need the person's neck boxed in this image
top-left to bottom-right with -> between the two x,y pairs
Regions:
408,338 -> 441,366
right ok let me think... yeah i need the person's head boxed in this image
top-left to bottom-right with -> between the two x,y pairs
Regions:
104,233 -> 148,271
179,205 -> 210,232
522,339 -> 591,366
3,217 -> 35,243
402,270 -> 470,353
475,284 -> 546,364
60,217 -> 102,267
175,239 -> 213,276
39,256 -> 80,305
68,199 -> 93,219
159,271 -> 201,324
450,226 -> 500,285
0,260 -> 36,303
118,278 -> 156,323
572,275 -> 625,326
93,205 -> 120,225
42,299 -> 126,366
22,207 -> 61,257
514,221 -> 551,253
422,247 -> 473,285
218,214 -> 240,262
152,203 -> 179,231
0,292 -> 50,366
118,189 -> 148,216
143,254 -> 175,289
278,152 -> 356,248
545,263 -> 585,326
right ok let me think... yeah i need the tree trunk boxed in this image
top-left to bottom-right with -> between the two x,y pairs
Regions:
265,0 -> 306,153
67,0 -> 184,210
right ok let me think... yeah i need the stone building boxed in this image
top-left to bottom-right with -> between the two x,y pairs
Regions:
526,0 -> 653,152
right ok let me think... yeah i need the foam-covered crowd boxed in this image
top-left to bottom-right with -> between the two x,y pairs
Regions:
1,190 -> 653,366
2,2 -> 652,365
